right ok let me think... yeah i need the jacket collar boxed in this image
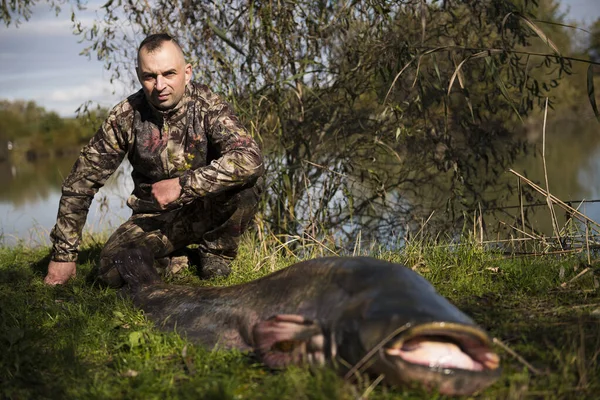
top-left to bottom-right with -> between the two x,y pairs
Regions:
146,84 -> 192,122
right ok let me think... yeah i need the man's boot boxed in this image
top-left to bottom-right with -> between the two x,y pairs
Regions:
199,251 -> 234,279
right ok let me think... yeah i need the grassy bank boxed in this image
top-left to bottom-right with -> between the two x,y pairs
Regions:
1,236 -> 599,399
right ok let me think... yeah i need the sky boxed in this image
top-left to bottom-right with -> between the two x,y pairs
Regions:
0,1 -> 132,116
0,0 -> 599,117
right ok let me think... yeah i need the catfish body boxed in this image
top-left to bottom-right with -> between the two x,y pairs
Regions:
116,251 -> 501,395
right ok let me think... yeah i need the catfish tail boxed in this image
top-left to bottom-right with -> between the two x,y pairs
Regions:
113,248 -> 161,289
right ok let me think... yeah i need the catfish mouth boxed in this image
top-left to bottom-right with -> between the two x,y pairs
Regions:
380,322 -> 501,395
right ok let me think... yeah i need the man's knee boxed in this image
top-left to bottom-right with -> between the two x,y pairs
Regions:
223,179 -> 263,220
242,176 -> 264,207
221,177 -> 263,207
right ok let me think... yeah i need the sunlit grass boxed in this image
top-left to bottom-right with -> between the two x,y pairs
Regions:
1,234 -> 599,399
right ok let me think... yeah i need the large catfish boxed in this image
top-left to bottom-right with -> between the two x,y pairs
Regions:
114,250 -> 501,396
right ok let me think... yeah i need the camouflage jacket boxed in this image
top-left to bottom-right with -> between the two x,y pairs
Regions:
50,82 -> 264,262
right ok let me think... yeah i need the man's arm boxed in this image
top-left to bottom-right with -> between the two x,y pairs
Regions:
46,108 -> 129,283
178,90 -> 264,202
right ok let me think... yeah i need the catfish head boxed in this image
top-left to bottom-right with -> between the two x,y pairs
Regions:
252,259 -> 501,396
334,312 -> 501,395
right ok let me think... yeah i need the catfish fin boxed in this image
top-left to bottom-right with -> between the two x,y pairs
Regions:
113,248 -> 161,289
253,314 -> 325,368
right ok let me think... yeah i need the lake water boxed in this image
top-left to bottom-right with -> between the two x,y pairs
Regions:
1,113 -> 600,249
0,157 -> 134,247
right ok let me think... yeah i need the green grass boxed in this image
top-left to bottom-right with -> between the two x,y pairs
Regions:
1,236 -> 599,399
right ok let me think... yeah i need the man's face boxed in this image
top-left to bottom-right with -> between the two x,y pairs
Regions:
137,41 -> 192,110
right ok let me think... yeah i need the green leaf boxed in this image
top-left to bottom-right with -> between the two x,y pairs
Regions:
485,57 -> 523,123
113,311 -> 125,319
587,64 -> 600,123
129,331 -> 144,348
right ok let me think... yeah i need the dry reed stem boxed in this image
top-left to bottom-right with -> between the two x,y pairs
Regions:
353,230 -> 362,257
255,216 -> 269,257
358,374 -> 385,400
482,198 -> 600,212
301,167 -> 317,241
499,221 -> 542,240
493,337 -> 543,375
586,222 -> 591,265
558,200 -> 587,238
508,169 -> 600,231
267,234 -> 301,259
479,236 -> 594,244
505,248 -> 585,257
414,210 -> 436,240
302,159 -> 348,178
345,323 -> 412,381
302,232 -> 339,256
560,268 -> 592,288
541,98 -> 563,249
537,302 -> 600,314
518,177 -> 526,236
473,210 -> 477,240
561,200 -> 585,229
374,138 -> 403,164
478,203 -> 484,243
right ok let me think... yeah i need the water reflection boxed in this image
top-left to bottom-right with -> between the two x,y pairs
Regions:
1,114 -> 599,248
0,154 -> 133,247
493,115 -> 600,240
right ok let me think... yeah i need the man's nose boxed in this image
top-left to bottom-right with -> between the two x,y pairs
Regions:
156,75 -> 166,90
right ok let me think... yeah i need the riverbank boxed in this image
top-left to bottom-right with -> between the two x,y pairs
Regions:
1,235 -> 599,399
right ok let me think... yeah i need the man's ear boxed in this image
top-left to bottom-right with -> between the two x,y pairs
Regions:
184,63 -> 193,84
135,65 -> 142,83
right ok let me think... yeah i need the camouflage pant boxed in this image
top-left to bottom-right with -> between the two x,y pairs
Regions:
98,179 -> 263,287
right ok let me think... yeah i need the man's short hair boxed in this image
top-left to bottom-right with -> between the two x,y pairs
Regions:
137,33 -> 183,55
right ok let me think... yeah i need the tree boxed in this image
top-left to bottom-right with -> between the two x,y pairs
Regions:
7,0 -> 597,243
0,0 -> 71,26
70,0 -> 598,242
589,18 -> 600,62
0,99 -> 99,155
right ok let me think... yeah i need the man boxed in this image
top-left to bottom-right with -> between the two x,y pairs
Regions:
44,33 -> 264,287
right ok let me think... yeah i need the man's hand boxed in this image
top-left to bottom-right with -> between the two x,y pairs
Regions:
44,261 -> 76,285
152,177 -> 182,208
